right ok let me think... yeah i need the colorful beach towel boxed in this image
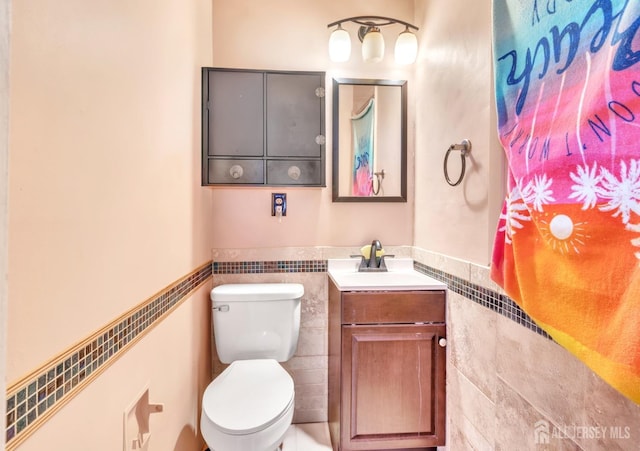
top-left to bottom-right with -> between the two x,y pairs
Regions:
491,0 -> 640,403
352,98 -> 375,196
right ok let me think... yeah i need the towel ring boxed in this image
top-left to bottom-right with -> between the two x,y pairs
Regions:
444,139 -> 472,186
372,169 -> 385,195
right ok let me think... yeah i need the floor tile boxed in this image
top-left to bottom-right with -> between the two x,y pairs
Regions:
282,422 -> 332,451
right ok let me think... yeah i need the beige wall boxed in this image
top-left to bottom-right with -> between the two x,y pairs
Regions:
1,1 -> 10,449
414,0 -> 503,266
209,0 -> 416,249
16,285 -> 212,450
8,0 -> 214,449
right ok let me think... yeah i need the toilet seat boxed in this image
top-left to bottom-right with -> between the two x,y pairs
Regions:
202,359 -> 294,435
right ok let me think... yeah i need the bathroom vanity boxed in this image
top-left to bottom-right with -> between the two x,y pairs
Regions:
328,259 -> 447,450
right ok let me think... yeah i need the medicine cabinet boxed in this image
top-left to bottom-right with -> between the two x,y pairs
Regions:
201,68 -> 326,187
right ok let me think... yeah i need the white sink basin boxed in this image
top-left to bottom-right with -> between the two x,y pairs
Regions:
328,258 -> 446,291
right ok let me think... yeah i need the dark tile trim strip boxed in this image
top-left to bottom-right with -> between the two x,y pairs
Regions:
213,260 -> 327,274
5,262 -> 213,450
212,258 -> 549,339
413,261 -> 551,340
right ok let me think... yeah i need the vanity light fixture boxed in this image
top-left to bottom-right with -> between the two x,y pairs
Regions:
327,16 -> 419,64
328,24 -> 351,62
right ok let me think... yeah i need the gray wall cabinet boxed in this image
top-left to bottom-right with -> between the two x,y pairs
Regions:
202,68 -> 326,186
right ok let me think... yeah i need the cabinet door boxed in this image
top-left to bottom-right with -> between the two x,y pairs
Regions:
207,70 -> 264,157
206,158 -> 264,184
266,73 -> 324,158
266,159 -> 322,185
341,324 -> 446,450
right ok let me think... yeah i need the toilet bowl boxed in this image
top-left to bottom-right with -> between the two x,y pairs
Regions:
201,359 -> 295,451
201,283 -> 303,451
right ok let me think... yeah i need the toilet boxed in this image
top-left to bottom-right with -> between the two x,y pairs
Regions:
200,283 -> 303,451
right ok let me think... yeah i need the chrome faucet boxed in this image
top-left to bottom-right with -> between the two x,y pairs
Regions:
351,239 -> 392,272
368,240 -> 382,269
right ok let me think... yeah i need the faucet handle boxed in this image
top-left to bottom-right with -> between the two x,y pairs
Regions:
378,254 -> 392,271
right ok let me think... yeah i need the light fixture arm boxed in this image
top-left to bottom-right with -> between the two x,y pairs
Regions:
327,16 -> 419,32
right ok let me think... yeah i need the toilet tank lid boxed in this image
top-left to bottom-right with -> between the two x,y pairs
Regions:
211,283 -> 304,302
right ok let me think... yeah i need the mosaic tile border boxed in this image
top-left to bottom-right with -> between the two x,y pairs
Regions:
213,260 -> 327,274
212,258 -> 548,339
413,261 -> 552,339
5,262 -> 213,450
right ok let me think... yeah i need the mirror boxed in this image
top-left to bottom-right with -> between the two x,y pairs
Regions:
332,78 -> 407,202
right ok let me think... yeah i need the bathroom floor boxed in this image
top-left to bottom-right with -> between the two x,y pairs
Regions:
281,422 -> 332,450
203,422 -> 332,451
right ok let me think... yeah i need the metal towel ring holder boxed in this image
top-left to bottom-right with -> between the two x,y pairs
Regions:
444,139 -> 472,186
371,169 -> 385,195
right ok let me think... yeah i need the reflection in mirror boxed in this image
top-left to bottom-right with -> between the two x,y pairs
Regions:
332,78 -> 407,202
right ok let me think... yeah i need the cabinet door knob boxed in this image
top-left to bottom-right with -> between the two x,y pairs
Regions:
315,135 -> 326,145
229,164 -> 244,179
288,165 -> 301,180
438,338 -> 447,347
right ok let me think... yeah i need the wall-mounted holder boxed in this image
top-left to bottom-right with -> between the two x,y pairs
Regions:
372,169 -> 385,195
123,385 -> 164,451
444,139 -> 472,186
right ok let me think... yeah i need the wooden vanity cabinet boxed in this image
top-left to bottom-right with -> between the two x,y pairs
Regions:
328,279 -> 446,451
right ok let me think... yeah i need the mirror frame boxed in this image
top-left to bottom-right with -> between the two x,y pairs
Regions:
332,78 -> 407,202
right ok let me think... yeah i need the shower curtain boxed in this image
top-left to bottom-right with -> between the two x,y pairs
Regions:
491,0 -> 640,403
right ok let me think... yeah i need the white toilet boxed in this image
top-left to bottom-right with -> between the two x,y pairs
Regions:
200,283 -> 303,451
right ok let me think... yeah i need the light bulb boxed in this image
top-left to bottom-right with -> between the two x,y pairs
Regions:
394,28 -> 418,64
329,26 -> 351,62
361,27 -> 385,62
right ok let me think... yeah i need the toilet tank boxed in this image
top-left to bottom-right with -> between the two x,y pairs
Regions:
211,283 -> 303,363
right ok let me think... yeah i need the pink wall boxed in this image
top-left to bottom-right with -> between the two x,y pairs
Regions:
7,0 -> 214,448
208,0 -> 503,259
8,0 -> 214,383
13,287 -> 212,450
1,1 -> 10,449
413,0 -> 504,265
209,0 -> 416,249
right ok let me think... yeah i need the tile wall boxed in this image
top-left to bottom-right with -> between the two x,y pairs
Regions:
208,245 -> 412,423
210,247 -> 344,423
413,248 -> 640,451
7,246 -> 639,450
212,246 -> 640,450
209,245 -> 549,427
